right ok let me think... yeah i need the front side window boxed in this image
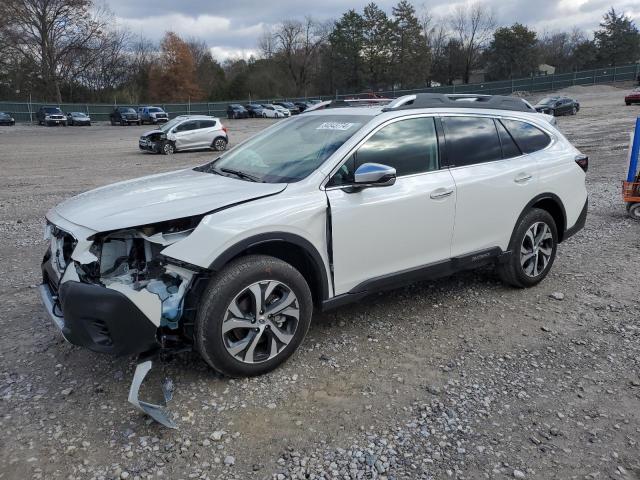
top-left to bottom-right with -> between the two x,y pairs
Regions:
328,117 -> 439,187
196,114 -> 369,183
176,121 -> 198,132
443,116 -> 502,167
501,119 -> 551,154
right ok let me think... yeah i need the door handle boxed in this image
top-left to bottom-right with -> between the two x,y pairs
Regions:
430,188 -> 454,199
514,173 -> 533,183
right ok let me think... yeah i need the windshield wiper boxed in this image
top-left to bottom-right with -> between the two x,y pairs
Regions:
219,167 -> 262,183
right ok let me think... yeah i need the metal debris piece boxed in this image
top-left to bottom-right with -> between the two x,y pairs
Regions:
128,359 -> 177,429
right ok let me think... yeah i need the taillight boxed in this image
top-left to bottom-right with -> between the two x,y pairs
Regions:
222,126 -> 228,133
575,154 -> 588,172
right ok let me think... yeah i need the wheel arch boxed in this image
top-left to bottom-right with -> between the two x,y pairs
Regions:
209,233 -> 330,308
513,193 -> 567,243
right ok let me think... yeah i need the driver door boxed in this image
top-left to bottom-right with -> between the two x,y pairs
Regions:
174,120 -> 200,149
325,116 -> 456,295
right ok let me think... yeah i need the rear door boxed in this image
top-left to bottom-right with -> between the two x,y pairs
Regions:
443,115 -> 540,256
195,119 -> 217,147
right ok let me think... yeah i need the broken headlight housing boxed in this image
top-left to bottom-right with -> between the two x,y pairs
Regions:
79,216 -> 203,329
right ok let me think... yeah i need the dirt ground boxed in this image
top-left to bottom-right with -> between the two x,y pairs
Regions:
1,84 -> 639,480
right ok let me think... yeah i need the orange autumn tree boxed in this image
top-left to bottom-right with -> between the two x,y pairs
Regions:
149,32 -> 203,102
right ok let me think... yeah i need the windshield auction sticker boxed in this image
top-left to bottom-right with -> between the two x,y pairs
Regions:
316,122 -> 356,131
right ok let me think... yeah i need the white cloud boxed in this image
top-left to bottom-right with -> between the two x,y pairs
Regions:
210,46 -> 260,62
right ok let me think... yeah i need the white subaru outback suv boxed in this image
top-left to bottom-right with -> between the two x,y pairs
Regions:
40,93 -> 588,378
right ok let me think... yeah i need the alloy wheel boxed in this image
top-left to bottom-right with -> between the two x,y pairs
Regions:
221,280 -> 300,364
520,222 -> 554,277
214,138 -> 227,151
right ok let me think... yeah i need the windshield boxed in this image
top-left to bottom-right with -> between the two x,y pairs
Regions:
44,107 -> 62,114
537,97 -> 557,105
0,113 -> 9,118
196,114 -> 369,183
149,107 -> 163,113
159,118 -> 182,132
119,107 -> 135,113
72,112 -> 87,117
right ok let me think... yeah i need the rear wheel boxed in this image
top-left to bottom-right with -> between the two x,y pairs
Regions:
195,255 -> 313,377
497,208 -> 558,288
571,106 -> 577,115
212,137 -> 227,151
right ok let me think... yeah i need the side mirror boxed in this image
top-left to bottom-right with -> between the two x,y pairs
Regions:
353,163 -> 396,188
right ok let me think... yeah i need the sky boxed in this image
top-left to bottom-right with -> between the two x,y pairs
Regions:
106,0 -> 640,61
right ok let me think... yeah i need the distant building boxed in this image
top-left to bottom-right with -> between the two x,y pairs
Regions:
538,64 -> 556,76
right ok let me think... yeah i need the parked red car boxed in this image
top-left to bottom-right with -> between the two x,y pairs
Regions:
625,88 -> 640,105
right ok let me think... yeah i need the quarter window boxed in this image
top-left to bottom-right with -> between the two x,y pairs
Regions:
443,116 -> 502,166
500,119 -> 551,154
495,120 -> 521,159
328,117 -> 439,186
199,120 -> 216,129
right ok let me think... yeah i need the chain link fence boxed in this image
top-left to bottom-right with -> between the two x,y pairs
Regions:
2,64 -> 639,123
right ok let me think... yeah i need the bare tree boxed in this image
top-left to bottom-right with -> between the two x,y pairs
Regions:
420,11 -> 448,84
269,17 -> 328,95
449,2 -> 496,83
0,0 -> 113,103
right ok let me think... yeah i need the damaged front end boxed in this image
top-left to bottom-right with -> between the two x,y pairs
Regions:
40,216 -> 205,427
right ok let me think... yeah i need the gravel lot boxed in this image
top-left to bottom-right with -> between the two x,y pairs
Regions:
1,84 -> 640,480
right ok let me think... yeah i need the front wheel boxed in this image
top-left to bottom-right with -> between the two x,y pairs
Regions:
497,208 -> 558,288
195,255 -> 313,377
161,141 -> 175,155
571,106 -> 577,115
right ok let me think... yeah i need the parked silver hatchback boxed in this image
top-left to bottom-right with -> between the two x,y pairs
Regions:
138,115 -> 228,155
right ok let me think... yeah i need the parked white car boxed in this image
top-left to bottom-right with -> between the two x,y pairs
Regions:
138,115 -> 228,154
261,104 -> 290,118
41,94 -> 587,382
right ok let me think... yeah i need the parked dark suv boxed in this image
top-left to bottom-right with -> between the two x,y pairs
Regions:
110,107 -> 141,126
37,106 -> 67,126
226,104 -> 249,119
534,96 -> 580,116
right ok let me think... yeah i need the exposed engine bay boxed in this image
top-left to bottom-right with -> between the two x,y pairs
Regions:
43,217 -> 205,428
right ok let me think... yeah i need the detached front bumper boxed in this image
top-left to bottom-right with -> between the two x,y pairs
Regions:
40,266 -> 160,357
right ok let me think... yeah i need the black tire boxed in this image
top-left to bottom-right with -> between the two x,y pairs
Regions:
626,102 -> 631,106
161,141 -> 175,155
110,119 -> 115,126
120,120 -> 125,126
497,208 -> 558,288
195,255 -> 313,377
627,202 -> 640,220
212,136 -> 227,151
571,106 -> 577,115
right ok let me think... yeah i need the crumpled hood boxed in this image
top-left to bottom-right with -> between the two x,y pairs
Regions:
142,129 -> 165,137
51,168 -> 286,232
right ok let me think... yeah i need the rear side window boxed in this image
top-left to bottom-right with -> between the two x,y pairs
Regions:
501,119 -> 551,154
199,120 -> 216,129
495,120 -> 521,159
443,116 -> 502,166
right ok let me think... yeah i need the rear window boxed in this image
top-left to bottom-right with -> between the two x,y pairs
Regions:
443,116 -> 502,166
500,119 -> 551,154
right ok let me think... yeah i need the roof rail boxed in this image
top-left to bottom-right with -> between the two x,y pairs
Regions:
382,93 -> 534,113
